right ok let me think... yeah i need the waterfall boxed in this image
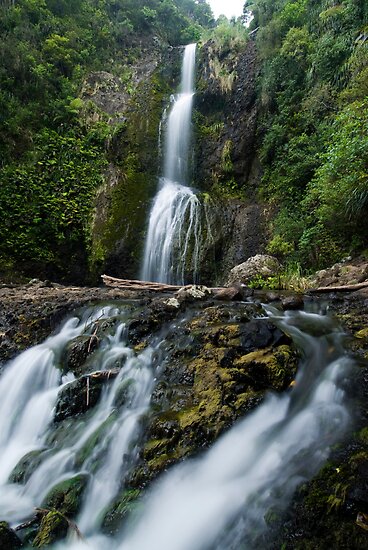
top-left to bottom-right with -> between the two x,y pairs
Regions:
141,43 -> 201,285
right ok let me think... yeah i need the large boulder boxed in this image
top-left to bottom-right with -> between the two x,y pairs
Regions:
226,254 -> 280,286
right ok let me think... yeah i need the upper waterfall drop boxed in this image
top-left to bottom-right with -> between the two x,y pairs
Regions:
164,42 -> 196,185
141,43 -> 201,285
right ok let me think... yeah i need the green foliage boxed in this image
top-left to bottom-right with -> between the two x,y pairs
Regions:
0,0 -> 214,281
248,274 -> 280,290
266,234 -> 294,257
248,262 -> 310,291
0,128 -> 107,278
250,0 -> 368,269
301,99 -> 368,262
203,17 -> 248,53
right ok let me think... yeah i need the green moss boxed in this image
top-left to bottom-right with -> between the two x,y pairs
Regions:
357,427 -> 368,444
102,489 -> 141,535
355,328 -> 368,339
143,438 -> 172,460
42,475 -> 88,517
234,345 -> 297,391
233,390 -> 261,413
32,511 -> 68,548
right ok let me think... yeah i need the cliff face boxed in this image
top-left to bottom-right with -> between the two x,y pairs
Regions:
195,40 -> 258,194
192,39 -> 269,285
83,41 -> 182,281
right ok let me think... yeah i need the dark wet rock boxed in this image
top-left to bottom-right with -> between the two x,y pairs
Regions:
127,297 -> 185,345
238,319 -> 288,352
281,294 -> 304,311
64,335 -> 99,376
0,521 -> 23,549
214,284 -> 254,301
54,374 -> 111,422
9,450 -> 44,484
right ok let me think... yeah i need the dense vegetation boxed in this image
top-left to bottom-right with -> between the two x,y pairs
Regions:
247,0 -> 368,268
1,0 -> 367,281
0,0 -> 213,281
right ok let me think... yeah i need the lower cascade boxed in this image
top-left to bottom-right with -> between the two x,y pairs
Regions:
141,179 -> 201,285
0,298 -> 356,549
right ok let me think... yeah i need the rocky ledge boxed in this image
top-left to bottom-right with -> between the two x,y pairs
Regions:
1,272 -> 368,548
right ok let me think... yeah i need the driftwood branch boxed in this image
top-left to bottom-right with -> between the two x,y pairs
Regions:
309,281 -> 368,294
88,369 -> 120,380
15,516 -> 39,531
101,274 -> 228,294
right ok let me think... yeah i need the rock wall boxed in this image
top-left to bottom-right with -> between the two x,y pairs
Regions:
193,39 -> 269,285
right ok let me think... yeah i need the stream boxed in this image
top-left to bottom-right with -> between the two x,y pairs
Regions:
0,299 -> 355,549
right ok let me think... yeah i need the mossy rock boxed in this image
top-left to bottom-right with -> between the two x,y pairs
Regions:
0,521 -> 23,549
42,474 -> 88,517
9,450 -> 44,484
32,511 -> 68,548
129,306 -> 298,488
233,345 -> 297,391
102,489 -> 141,536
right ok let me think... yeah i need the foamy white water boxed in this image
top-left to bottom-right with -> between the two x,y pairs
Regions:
0,317 -> 82,489
0,306 -> 159,532
141,43 -> 201,284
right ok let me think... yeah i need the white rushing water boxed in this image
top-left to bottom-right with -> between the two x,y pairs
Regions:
0,305 -> 160,535
49,306 -> 353,550
141,43 -> 202,285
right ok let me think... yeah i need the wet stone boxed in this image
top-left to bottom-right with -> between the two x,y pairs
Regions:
238,319 -> 288,353
64,334 -> 99,376
281,294 -> 304,311
0,521 -> 23,549
54,375 -> 106,422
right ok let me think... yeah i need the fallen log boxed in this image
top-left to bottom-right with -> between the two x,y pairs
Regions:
101,274 -> 241,297
308,281 -> 368,294
101,274 -> 184,292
